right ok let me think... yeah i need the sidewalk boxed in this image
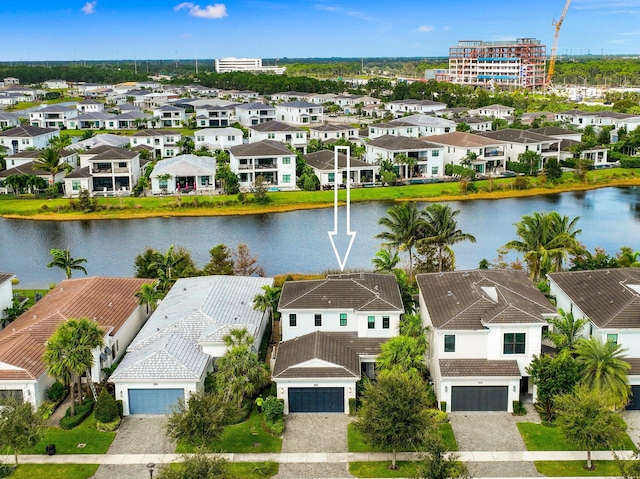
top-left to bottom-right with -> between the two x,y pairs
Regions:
2,450 -> 635,465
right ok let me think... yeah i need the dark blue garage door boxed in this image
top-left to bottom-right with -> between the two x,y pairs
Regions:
451,386 -> 508,411
627,386 -> 640,410
288,387 -> 344,413
128,388 -> 184,414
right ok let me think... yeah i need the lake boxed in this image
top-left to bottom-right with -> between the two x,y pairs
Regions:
2,187 -> 640,288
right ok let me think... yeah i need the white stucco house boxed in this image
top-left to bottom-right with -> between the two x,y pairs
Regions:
304,150 -> 377,186
0,277 -> 154,408
152,105 -> 187,128
272,273 -> 404,414
130,130 -> 182,158
0,125 -> 59,154
417,270 -> 557,413
248,121 -> 307,151
275,101 -> 323,125
194,127 -> 243,151
29,105 -> 78,129
110,275 -> 274,415
235,102 -> 276,127
149,154 -> 217,194
228,140 -> 297,190
0,273 -> 15,325
365,135 -> 446,179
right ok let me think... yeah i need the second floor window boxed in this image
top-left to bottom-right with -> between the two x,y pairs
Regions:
368,316 -> 375,329
289,313 -> 297,327
382,316 -> 390,329
340,313 -> 347,327
607,333 -> 618,344
315,313 -> 322,327
503,333 -> 525,354
444,334 -> 455,352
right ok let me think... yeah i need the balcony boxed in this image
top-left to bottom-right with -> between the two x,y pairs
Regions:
114,167 -> 130,173
484,150 -> 505,157
92,167 -> 112,174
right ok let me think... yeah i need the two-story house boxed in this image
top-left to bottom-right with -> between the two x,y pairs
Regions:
130,130 -> 182,158
248,121 -> 307,151
30,105 -> 78,129
386,99 -> 447,118
425,131 -> 510,175
149,154 -> 217,194
235,102 -> 276,127
194,103 -> 236,128
417,270 -> 556,412
547,269 -> 640,410
194,127 -> 243,151
228,140 -> 297,190
0,125 -> 59,154
76,99 -> 104,113
468,104 -> 515,119
66,145 -> 141,195
275,101 -> 323,125
310,124 -> 359,143
304,150 -> 377,186
273,273 -> 404,413
478,129 -> 561,170
365,135 -> 445,179
152,105 -> 187,128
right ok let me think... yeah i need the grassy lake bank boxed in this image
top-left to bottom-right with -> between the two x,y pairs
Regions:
2,169 -> 639,221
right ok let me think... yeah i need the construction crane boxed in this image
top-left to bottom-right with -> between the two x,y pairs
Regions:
546,0 -> 571,86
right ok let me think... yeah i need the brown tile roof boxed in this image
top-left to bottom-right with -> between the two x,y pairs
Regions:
368,135 -> 441,151
424,131 -> 508,148
439,359 -> 521,377
416,270 -> 555,330
478,128 -> 558,144
228,140 -> 293,157
89,148 -> 138,161
627,358 -> 640,375
272,331 -> 385,379
304,150 -> 371,171
279,273 -> 403,312
0,161 -> 51,178
249,121 -> 302,133
548,269 -> 640,329
132,129 -> 181,137
0,277 -> 155,380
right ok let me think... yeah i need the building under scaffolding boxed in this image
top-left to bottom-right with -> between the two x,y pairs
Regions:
448,38 -> 546,89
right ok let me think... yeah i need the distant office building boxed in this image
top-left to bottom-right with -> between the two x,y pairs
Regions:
215,57 -> 285,74
448,38 -> 546,89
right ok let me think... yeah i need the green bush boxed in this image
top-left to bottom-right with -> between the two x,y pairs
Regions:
506,161 -> 535,175
0,462 -> 16,478
427,408 -> 450,423
349,397 -> 358,416
97,416 -> 122,432
512,400 -> 527,416
116,399 -> 124,418
264,418 -> 284,436
47,381 -> 69,403
513,176 -> 531,190
38,401 -> 57,420
620,157 -> 640,168
440,401 -> 447,412
59,399 -> 94,430
95,390 -> 119,424
263,396 -> 284,423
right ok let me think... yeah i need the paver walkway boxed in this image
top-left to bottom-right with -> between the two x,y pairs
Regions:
45,393 -> 73,427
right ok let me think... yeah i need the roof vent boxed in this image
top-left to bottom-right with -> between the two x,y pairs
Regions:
108,302 -> 112,307
447,291 -> 453,296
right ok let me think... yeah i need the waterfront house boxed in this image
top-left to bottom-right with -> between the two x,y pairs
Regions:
304,150 -> 377,186
149,154 -> 217,194
248,121 -> 307,151
194,127 -> 243,151
228,140 -> 297,190
365,135 -> 445,179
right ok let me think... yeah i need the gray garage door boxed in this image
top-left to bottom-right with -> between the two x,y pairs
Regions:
128,388 -> 184,414
288,387 -> 344,413
451,386 -> 508,411
627,386 -> 640,410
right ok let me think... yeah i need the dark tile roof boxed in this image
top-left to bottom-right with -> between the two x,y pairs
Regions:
249,121 -> 302,133
236,102 -> 274,110
89,148 -> 138,161
304,150 -> 371,171
132,129 -> 181,137
6,149 -> 75,159
0,273 -> 14,285
627,358 -> 640,375
439,359 -> 521,377
311,124 -> 353,132
416,270 -> 555,330
272,331 -> 385,379
548,269 -> 640,329
0,125 -> 57,137
529,127 -> 580,136
368,134 -> 441,151
0,161 -> 50,178
279,272 -> 403,312
229,140 -> 293,157
279,100 -> 318,108
66,166 -> 91,178
478,128 -> 558,144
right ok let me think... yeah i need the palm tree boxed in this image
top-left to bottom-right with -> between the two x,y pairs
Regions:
43,318 -> 104,415
372,248 -> 401,273
223,327 -> 255,349
503,211 -> 581,282
405,156 -> 418,179
32,147 -> 72,187
48,135 -> 72,151
574,336 -> 631,409
393,153 -> 409,181
253,285 -> 282,320
399,313 -> 430,349
150,244 -> 183,292
376,336 -> 427,377
47,248 -> 88,279
544,309 -> 587,354
460,151 -> 478,169
2,298 -> 28,328
376,202 -> 425,279
135,283 -> 162,314
421,203 -> 476,272
617,247 -> 640,268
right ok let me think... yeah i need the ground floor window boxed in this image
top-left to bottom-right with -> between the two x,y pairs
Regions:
72,180 -> 81,191
283,174 -> 291,183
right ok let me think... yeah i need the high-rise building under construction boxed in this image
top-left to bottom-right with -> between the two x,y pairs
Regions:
448,38 -> 546,89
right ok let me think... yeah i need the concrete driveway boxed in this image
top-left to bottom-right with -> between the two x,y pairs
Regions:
91,416 -> 176,479
622,410 -> 640,448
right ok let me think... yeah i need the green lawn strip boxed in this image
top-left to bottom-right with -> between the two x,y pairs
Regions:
349,461 -> 418,478
517,422 -> 636,451
176,410 -> 281,453
25,412 -> 116,455
347,423 -> 457,452
9,464 -> 99,479
534,460 -> 624,477
228,462 -> 279,479
11,289 -> 49,307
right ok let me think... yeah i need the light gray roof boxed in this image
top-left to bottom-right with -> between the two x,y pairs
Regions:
110,275 -> 273,382
70,134 -> 131,150
390,114 -> 455,128
368,134 -> 442,150
151,154 -> 217,176
195,127 -> 243,137
236,102 -> 274,110
75,112 -> 115,121
279,100 -> 318,108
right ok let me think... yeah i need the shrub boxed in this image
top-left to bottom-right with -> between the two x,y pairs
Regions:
97,416 -> 121,432
440,401 -> 447,412
512,400 -> 527,416
59,399 -> 94,430
426,408 -> 449,424
38,401 -> 57,421
513,176 -> 531,190
47,381 -> 69,403
95,390 -> 119,424
116,400 -> 123,419
263,396 -> 284,423
0,462 -> 16,478
620,157 -> 640,168
349,397 -> 358,416
264,418 -> 284,436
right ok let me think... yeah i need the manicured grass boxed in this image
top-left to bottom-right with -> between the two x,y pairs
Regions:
176,409 -> 282,453
517,422 -> 636,451
349,461 -> 418,478
534,460 -> 623,476
11,288 -> 49,307
228,462 -> 279,478
347,422 -> 457,452
25,412 -> 116,455
1,168 -> 639,221
9,464 -> 99,479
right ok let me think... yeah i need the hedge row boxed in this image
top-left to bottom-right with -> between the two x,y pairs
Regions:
59,399 -> 95,430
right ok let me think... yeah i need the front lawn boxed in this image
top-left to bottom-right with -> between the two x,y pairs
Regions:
349,461 -> 418,478
159,461 -> 278,479
534,460 -> 623,476
347,422 -> 457,452
517,422 -> 636,451
9,464 -> 99,479
25,412 -> 116,454
176,408 -> 282,453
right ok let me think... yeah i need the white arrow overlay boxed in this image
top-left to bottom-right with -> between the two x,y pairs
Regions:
328,145 -> 356,272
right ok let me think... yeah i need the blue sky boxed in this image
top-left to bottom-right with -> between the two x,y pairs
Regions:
1,0 -> 639,61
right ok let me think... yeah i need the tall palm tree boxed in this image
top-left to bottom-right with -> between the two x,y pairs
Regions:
47,248 -> 88,279
399,313 -> 430,349
617,247 -> 640,268
150,244 -> 183,292
503,211 -> 581,282
2,298 -> 28,328
253,285 -> 282,320
376,202 -> 425,279
223,327 -> 255,349
421,203 -> 476,272
135,283 -> 162,314
372,248 -> 401,273
32,147 -> 72,187
574,336 -> 631,409
48,135 -> 72,151
544,309 -> 587,354
376,335 -> 427,377
393,153 -> 409,181
405,156 -> 418,179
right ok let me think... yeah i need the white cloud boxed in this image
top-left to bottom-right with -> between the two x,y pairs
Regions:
416,25 -> 433,32
443,26 -> 450,31
314,4 -> 376,22
81,1 -> 97,14
174,2 -> 227,19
